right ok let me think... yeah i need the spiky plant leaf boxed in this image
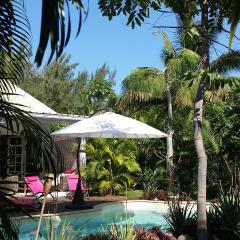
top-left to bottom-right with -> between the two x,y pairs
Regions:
229,0 -> 240,47
0,0 -> 31,89
35,0 -> 87,66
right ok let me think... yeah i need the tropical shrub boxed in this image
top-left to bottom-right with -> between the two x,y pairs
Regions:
42,217 -> 81,240
137,168 -> 165,194
208,189 -> 240,240
83,222 -> 136,240
109,222 -> 136,240
84,139 -> 141,195
83,226 -> 176,240
134,227 -> 176,240
164,201 -> 197,239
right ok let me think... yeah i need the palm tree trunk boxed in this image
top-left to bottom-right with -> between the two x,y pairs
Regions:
166,87 -> 174,192
195,1 -> 209,239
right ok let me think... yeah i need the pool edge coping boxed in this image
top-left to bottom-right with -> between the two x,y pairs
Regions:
12,199 -> 204,220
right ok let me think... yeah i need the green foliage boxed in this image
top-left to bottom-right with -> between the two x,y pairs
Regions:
164,201 -> 197,238
205,89 -> 240,193
118,67 -> 165,111
50,122 -> 69,133
83,226 -> 177,240
0,196 -> 20,240
44,217 -> 81,240
83,222 -> 136,240
82,66 -> 117,115
229,0 -> 240,47
35,0 -> 86,66
208,190 -> 240,240
108,222 -> 136,240
20,54 -> 76,113
21,58 -> 117,115
84,138 -> 141,195
0,0 -> 31,85
137,168 -> 164,194
210,51 -> 240,74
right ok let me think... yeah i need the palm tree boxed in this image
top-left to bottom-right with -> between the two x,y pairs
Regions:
117,33 -> 200,191
0,0 -> 85,238
175,12 -> 240,238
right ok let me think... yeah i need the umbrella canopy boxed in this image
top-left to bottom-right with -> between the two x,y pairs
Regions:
51,112 -> 167,140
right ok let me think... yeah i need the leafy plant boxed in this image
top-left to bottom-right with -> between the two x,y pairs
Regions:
208,189 -> 240,240
108,222 -> 136,240
43,217 -> 81,240
83,226 -> 177,240
84,138 -> 141,195
50,122 -> 69,133
134,227 -> 176,240
164,201 -> 197,239
138,168 -> 164,194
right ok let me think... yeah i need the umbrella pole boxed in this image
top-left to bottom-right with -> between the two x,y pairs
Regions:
72,138 -> 84,205
66,138 -> 93,209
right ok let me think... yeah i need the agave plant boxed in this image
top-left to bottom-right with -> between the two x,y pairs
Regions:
44,217 -> 81,240
164,201 -> 197,239
108,222 -> 136,240
208,189 -> 240,240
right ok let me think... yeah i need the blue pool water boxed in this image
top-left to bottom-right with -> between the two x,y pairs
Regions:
18,202 -> 168,239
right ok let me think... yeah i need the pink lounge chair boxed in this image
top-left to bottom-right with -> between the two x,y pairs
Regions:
66,175 -> 89,197
25,176 -> 55,199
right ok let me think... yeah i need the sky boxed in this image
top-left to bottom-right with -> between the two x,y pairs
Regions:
25,1 -> 240,94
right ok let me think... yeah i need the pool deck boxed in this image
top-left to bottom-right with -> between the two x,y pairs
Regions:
12,193 -> 199,217
44,195 -> 128,214
13,193 -> 129,216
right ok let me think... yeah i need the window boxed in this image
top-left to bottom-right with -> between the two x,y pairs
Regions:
8,136 -> 24,175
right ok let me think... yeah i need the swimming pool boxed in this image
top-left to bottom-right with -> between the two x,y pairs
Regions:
18,201 -> 169,239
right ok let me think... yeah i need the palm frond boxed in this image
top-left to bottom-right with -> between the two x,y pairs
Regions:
174,86 -> 194,107
161,32 -> 176,64
178,48 -> 200,70
206,74 -> 240,91
123,158 -> 141,173
0,187 -> 33,240
97,167 -> 109,180
210,51 -> 240,74
121,67 -> 165,94
118,67 -> 165,111
35,0 -> 87,66
229,0 -> 240,47
117,91 -> 164,112
0,0 -> 31,90
99,180 -> 112,194
0,98 -> 62,174
202,120 -> 220,154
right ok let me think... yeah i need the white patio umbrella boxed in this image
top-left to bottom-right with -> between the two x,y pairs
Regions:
52,112 -> 168,140
51,112 -> 167,209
